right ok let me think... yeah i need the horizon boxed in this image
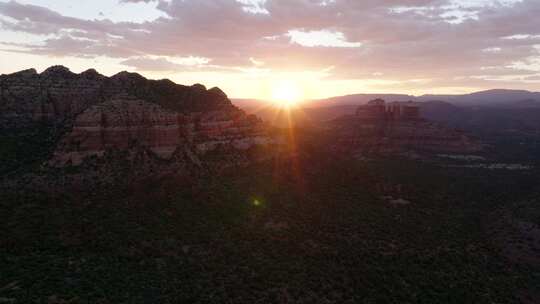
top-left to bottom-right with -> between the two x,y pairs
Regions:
3,2 -> 540,302
2,0 -> 540,100
5,65 -> 540,102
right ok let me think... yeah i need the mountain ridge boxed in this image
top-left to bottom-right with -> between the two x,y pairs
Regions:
0,66 -> 280,172
232,88 -> 540,109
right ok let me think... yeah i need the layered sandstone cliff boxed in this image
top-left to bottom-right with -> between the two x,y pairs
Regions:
0,66 -> 279,168
330,100 -> 482,155
0,65 -> 233,127
333,119 -> 482,155
51,95 -> 275,166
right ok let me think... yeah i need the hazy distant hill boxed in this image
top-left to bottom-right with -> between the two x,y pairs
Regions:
233,95 -> 540,137
310,94 -> 415,107
317,89 -> 540,107
234,89 -> 540,111
230,98 -> 267,111
512,99 -> 540,108
417,89 -> 540,106
417,101 -> 465,123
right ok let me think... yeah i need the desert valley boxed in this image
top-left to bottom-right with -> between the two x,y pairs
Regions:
1,66 -> 540,303
2,0 -> 540,302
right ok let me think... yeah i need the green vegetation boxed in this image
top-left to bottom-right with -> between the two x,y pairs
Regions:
0,123 -> 59,175
2,152 -> 540,303
1,127 -> 540,303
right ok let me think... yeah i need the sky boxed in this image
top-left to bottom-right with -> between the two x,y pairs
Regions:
1,0 -> 540,99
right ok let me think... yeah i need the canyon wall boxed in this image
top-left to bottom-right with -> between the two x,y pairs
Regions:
330,100 -> 483,156
0,66 -> 280,167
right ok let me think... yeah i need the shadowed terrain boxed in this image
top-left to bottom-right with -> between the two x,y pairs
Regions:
1,68 -> 540,303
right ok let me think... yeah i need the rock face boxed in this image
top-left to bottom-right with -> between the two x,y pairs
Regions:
1,66 -> 279,167
331,99 -> 482,155
51,96 -> 181,165
1,66 -> 104,128
52,95 -> 274,166
0,66 -> 232,128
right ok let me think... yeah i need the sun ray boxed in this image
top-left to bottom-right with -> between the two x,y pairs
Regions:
271,81 -> 302,108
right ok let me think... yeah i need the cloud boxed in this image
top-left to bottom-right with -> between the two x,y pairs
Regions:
287,30 -> 362,48
120,56 -> 211,71
1,0 -> 540,92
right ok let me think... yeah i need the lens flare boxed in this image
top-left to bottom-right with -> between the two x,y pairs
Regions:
271,81 -> 302,108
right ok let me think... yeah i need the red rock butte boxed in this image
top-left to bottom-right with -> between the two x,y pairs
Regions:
0,66 -> 283,167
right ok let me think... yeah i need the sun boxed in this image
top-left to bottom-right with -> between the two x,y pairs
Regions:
271,81 -> 302,108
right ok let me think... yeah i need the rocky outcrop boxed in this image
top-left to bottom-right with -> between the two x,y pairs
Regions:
51,95 -> 275,166
330,100 -> 482,156
51,96 -> 181,165
0,66 -> 105,127
0,65 -> 233,128
1,66 -> 280,168
334,119 -> 481,154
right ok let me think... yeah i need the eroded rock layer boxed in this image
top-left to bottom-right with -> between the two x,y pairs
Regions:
332,118 -> 482,155
0,66 -> 232,128
330,100 -> 482,156
52,95 -> 275,166
0,66 -> 279,167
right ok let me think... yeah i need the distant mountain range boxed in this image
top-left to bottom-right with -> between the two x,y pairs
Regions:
233,89 -> 540,109
232,90 -> 540,134
416,89 -> 540,107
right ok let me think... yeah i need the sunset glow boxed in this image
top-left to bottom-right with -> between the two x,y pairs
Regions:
3,1 -> 540,303
271,81 -> 303,108
0,0 -> 538,99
